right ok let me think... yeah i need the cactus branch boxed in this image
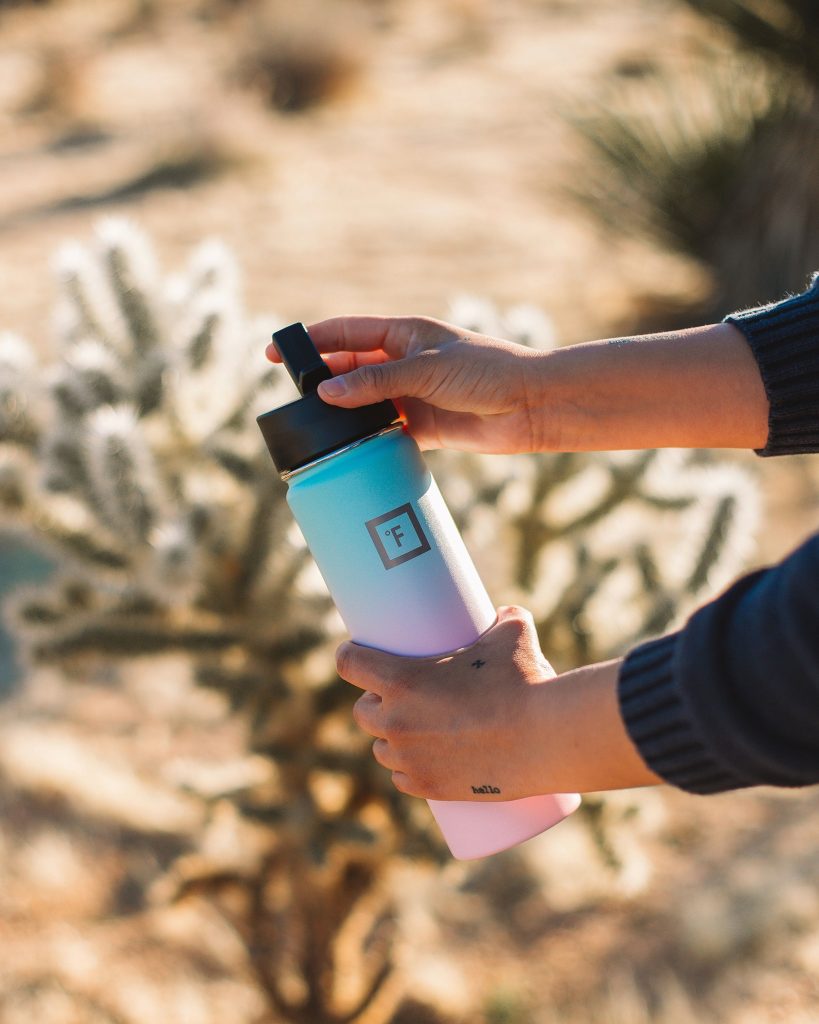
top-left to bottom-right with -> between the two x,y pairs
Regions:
29,613 -> 243,661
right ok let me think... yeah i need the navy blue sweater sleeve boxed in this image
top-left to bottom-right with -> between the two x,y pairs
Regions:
724,271 -> 819,456
618,274 -> 819,794
620,535 -> 819,793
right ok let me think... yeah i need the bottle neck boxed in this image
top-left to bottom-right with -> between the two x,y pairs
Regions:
280,422 -> 404,482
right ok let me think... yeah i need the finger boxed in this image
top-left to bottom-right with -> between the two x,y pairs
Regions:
322,350 -> 391,375
265,345 -> 391,371
306,316 -> 415,359
316,356 -> 434,409
335,640 -> 405,697
352,691 -> 386,736
264,320 -> 399,364
315,355 -> 411,423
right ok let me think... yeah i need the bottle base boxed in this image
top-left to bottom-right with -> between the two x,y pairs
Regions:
427,792 -> 581,860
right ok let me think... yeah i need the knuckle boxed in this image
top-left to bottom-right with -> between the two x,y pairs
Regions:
407,315 -> 438,341
382,714 -> 406,742
360,361 -> 390,390
508,603 -> 534,623
499,604 -> 535,637
413,354 -> 445,399
413,773 -> 439,800
373,659 -> 396,690
501,616 -> 527,643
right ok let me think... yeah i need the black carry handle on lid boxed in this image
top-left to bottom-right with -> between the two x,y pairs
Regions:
272,322 -> 333,396
257,323 -> 400,474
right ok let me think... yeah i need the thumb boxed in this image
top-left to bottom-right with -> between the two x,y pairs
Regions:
317,358 -> 425,408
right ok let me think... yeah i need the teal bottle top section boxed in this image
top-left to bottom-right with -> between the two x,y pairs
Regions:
285,426 -> 495,656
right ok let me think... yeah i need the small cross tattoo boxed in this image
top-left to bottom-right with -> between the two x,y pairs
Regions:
471,659 -> 486,669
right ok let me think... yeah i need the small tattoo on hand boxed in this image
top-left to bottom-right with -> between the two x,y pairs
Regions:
472,785 -> 501,794
608,337 -> 634,347
471,659 -> 486,669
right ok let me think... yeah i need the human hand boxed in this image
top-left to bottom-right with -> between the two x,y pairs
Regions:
335,605 -> 558,802
265,315 -> 550,454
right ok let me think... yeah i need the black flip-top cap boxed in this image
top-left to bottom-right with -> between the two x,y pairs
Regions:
257,323 -> 400,474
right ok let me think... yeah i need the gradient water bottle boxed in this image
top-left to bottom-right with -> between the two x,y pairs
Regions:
257,323 -> 580,859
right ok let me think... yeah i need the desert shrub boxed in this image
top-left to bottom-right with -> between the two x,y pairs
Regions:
235,2 -> 365,114
570,0 -> 819,314
680,0 -> 819,87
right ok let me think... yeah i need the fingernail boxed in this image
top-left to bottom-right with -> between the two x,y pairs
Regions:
320,377 -> 347,397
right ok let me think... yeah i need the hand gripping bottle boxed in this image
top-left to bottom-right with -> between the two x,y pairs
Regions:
256,323 -> 580,859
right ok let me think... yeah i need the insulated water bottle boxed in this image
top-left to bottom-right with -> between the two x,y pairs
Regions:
257,323 -> 580,860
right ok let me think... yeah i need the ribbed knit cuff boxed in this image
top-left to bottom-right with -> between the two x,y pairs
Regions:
724,273 -> 819,457
617,634 -> 751,795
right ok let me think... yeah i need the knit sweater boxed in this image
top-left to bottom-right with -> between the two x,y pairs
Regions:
617,273 -> 819,793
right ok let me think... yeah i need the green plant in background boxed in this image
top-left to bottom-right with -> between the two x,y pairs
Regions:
681,0 -> 819,86
0,225 -> 760,1023
570,0 -> 819,314
482,985 -> 534,1024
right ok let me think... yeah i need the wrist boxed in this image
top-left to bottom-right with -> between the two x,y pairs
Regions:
524,659 -> 664,794
532,344 -> 602,452
528,347 -> 573,451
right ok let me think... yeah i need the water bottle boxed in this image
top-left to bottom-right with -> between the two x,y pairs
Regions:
257,323 -> 580,859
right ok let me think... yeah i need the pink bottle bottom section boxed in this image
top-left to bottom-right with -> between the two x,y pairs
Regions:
428,792 -> 582,860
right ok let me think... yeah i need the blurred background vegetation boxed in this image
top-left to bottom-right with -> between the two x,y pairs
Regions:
0,1 -> 818,1022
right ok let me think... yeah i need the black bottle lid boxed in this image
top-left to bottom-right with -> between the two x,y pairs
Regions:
257,323 -> 400,475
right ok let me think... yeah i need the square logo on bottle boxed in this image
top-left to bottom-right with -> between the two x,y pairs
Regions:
365,502 -> 431,570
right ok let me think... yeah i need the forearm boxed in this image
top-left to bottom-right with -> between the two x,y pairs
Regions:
527,659 -> 664,793
539,322 -> 769,452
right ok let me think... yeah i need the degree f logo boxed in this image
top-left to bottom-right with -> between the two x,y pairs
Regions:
365,502 -> 431,570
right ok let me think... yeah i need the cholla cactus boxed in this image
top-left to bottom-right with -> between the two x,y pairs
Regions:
0,220 -> 412,1024
0,233 -> 760,1023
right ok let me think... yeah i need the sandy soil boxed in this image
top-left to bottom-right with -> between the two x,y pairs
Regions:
0,0 -> 712,346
